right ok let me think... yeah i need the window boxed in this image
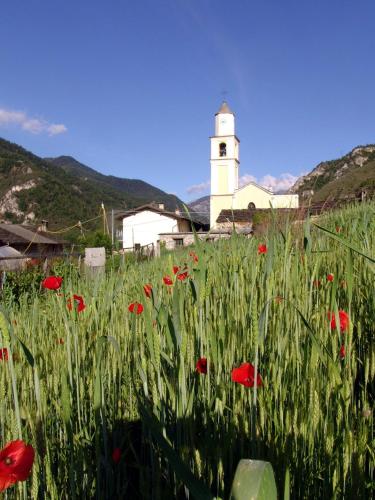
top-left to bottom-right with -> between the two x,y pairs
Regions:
248,202 -> 256,209
174,238 -> 184,247
219,142 -> 227,157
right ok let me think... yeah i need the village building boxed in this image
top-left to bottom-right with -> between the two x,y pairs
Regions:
0,223 -> 64,256
210,102 -> 299,228
0,222 -> 65,271
118,203 -> 207,253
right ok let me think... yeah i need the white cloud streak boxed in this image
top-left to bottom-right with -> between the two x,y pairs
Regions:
187,172 -> 300,196
0,108 -> 67,136
186,180 -> 211,194
240,172 -> 299,193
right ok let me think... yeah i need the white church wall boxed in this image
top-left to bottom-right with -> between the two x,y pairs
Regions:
122,211 -> 178,249
232,184 -> 273,209
270,194 -> 299,208
210,161 -> 221,194
210,194 -> 233,228
210,137 -> 238,160
215,113 -> 235,136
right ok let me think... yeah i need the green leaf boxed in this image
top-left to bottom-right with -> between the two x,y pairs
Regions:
284,467 -> 290,500
16,336 -> 35,368
312,222 -> 375,263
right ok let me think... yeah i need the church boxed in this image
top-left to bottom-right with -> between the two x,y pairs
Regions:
210,102 -> 299,228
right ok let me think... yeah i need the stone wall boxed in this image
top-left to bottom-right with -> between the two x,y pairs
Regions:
158,232 -> 231,253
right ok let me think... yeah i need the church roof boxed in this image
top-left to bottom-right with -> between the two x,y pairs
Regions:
216,209 -> 253,223
215,101 -> 234,115
216,208 -> 299,224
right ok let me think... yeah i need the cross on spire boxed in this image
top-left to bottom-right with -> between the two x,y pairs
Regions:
221,90 -> 228,102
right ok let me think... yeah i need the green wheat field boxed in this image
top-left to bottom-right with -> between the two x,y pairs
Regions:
0,203 -> 374,499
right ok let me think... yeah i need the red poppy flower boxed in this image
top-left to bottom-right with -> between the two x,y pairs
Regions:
327,273 -> 334,282
189,251 -> 198,263
128,302 -> 144,315
231,363 -> 263,388
163,276 -> 173,285
329,310 -> 349,333
335,226 -> 341,233
313,279 -> 321,288
173,266 -> 180,275
340,345 -> 346,359
258,244 -> 267,255
177,271 -> 188,281
67,295 -> 86,313
42,276 -> 63,290
0,348 -> 9,361
143,284 -> 152,298
196,357 -> 207,374
0,440 -> 35,492
112,447 -> 121,464
56,338 -> 64,345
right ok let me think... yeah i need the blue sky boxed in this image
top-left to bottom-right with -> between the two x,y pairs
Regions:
0,0 -> 374,202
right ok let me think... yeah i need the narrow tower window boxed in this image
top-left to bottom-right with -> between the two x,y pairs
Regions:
248,202 -> 256,209
219,142 -> 227,157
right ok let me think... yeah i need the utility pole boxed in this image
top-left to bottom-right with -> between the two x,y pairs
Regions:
111,209 -> 114,247
101,202 -> 105,234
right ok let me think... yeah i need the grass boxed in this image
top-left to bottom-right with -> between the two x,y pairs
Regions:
0,201 -> 374,499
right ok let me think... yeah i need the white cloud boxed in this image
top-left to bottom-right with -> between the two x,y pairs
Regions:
259,173 -> 299,192
240,172 -> 299,193
22,118 -> 45,134
0,109 -> 26,126
0,107 -> 67,136
186,180 -> 211,194
239,174 -> 257,187
47,123 -> 68,136
188,172 -> 299,197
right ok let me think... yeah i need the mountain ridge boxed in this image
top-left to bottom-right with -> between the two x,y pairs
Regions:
289,144 -> 375,202
0,138 -> 186,231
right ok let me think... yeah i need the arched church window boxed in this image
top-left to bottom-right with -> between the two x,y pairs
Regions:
219,142 -> 227,157
248,202 -> 256,210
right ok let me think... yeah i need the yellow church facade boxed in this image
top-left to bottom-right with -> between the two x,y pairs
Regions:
210,102 -> 299,228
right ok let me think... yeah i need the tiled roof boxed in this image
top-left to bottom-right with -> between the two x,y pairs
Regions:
0,224 -> 63,245
217,207 -> 304,223
116,204 -> 208,227
216,101 -> 234,115
216,209 -> 253,223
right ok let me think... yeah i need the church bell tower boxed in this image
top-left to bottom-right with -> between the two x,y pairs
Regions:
210,101 -> 240,228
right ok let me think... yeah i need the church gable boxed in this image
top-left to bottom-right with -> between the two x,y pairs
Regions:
233,182 -> 273,210
235,181 -> 273,195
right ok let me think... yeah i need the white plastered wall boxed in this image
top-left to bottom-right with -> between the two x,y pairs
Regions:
269,194 -> 299,208
215,113 -> 235,136
122,211 -> 179,249
233,184 -> 299,209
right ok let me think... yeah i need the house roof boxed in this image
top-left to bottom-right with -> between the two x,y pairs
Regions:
215,101 -> 234,115
0,224 -> 64,245
116,204 -> 208,227
0,245 -> 22,258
